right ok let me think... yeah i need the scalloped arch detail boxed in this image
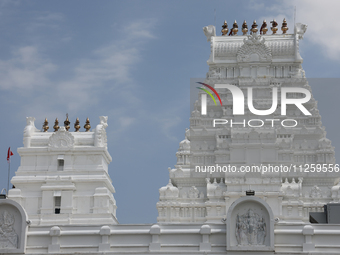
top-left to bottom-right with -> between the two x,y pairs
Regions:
237,34 -> 272,62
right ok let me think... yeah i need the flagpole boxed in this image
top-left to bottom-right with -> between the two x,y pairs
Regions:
7,159 -> 10,196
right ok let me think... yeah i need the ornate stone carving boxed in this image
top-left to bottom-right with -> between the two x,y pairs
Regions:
237,34 -> 272,62
188,186 -> 199,198
319,137 -> 332,149
23,117 -> 39,137
310,185 -> 322,198
23,117 -> 40,147
0,210 -> 18,249
206,68 -> 222,79
48,126 -> 75,149
94,116 -> 108,148
215,42 -> 242,57
203,25 -> 216,42
214,40 -> 294,58
265,41 -> 294,56
295,23 -> 308,40
159,180 -> 179,199
236,209 -> 266,246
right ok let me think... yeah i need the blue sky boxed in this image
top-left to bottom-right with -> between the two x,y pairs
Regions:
1,0 -> 340,224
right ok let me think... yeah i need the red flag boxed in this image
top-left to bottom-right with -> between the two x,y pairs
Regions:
7,147 -> 13,162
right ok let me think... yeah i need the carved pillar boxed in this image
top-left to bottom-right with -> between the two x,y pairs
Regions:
278,196 -> 283,216
266,65 -> 270,76
206,206 -> 211,217
216,206 -> 221,216
287,206 -> 293,216
175,207 -> 180,218
225,196 -> 230,210
304,207 -> 308,218
157,207 -> 162,218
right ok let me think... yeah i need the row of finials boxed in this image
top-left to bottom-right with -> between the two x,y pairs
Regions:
221,18 -> 288,36
42,114 -> 91,132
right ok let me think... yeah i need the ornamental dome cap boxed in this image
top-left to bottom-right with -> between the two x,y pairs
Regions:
319,137 -> 331,149
159,179 -> 179,199
179,137 -> 190,150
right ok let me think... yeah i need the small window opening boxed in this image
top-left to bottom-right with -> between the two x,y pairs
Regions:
57,159 -> 64,171
54,196 -> 61,214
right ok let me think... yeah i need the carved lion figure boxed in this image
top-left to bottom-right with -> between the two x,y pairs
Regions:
295,23 -> 308,39
203,25 -> 216,42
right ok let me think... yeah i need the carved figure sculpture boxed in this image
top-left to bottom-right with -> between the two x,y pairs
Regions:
236,214 -> 248,245
203,25 -> 216,42
0,210 -> 18,249
257,217 -> 266,245
295,23 -> 308,39
247,209 -> 257,244
94,116 -> 108,147
24,117 -> 38,137
236,209 -> 266,246
207,69 -> 222,79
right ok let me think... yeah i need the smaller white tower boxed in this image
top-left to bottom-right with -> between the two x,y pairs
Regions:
8,116 -> 118,226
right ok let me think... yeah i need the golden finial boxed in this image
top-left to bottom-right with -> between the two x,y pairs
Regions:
242,20 -> 248,35
53,118 -> 59,132
84,117 -> 91,132
221,20 -> 228,36
281,18 -> 288,34
250,20 -> 258,34
64,113 -> 70,131
74,118 -> 80,132
231,20 -> 238,35
270,19 -> 278,34
43,118 -> 49,132
260,20 -> 268,35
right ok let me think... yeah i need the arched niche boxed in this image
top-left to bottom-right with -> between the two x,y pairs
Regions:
226,196 -> 274,251
0,199 -> 28,253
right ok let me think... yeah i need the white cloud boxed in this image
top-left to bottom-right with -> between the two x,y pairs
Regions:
0,46 -> 56,91
255,0 -> 340,61
0,18 -> 159,137
292,0 -> 340,60
0,19 -> 156,90
119,117 -> 135,128
55,19 -> 157,111
125,20 -> 157,39
75,45 -> 139,85
35,13 -> 65,22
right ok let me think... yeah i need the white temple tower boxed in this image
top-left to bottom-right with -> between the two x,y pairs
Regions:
8,116 -> 118,226
157,20 -> 339,227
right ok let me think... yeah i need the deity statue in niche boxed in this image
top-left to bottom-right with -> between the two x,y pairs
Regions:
236,214 -> 248,245
236,209 -> 266,246
257,217 -> 266,245
0,210 -> 18,249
